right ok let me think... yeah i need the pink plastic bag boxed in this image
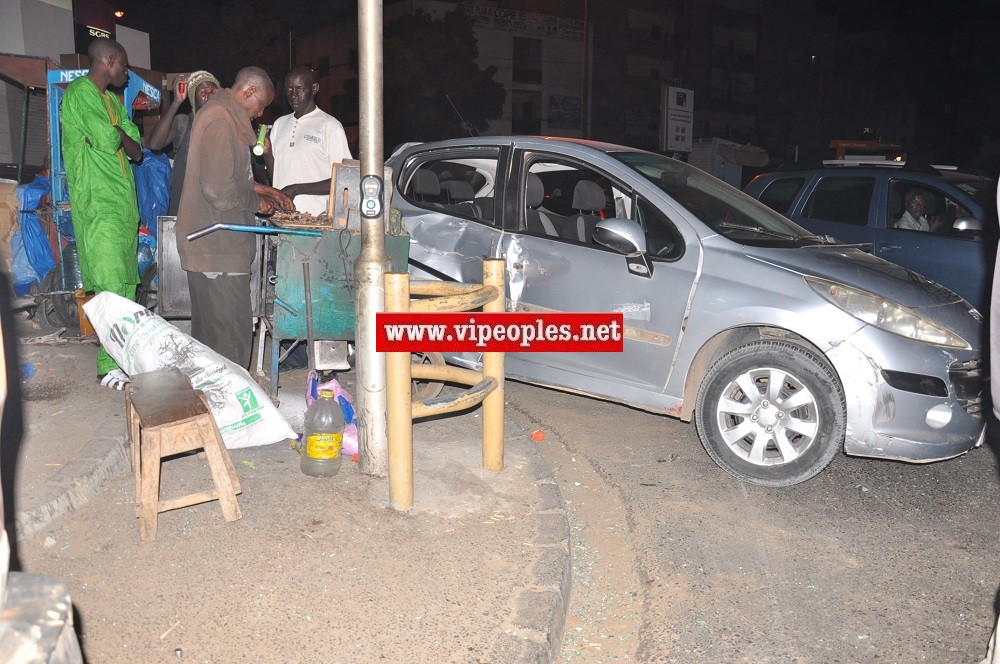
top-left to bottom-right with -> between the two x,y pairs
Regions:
305,370 -> 358,456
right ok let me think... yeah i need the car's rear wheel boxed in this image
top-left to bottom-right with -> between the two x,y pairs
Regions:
411,351 -> 446,401
695,340 -> 845,487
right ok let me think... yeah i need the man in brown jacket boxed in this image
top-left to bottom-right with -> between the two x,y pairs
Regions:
176,66 -> 291,369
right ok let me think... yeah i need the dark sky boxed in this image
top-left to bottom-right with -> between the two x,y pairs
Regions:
815,0 -> 1000,32
117,0 -> 355,78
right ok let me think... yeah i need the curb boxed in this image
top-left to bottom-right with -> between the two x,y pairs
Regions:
15,418 -> 129,539
490,407 -> 572,663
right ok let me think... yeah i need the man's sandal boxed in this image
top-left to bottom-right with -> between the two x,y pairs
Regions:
98,369 -> 130,391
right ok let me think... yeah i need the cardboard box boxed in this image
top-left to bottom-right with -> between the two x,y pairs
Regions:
0,180 -> 19,277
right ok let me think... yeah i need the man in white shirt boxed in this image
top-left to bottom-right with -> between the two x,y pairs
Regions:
894,190 -> 943,233
266,66 -> 352,215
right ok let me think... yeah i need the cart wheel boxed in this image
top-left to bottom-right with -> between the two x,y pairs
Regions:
136,263 -> 158,312
41,269 -> 80,331
411,351 -> 446,401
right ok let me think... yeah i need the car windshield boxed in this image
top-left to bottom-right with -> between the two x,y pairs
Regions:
611,151 -> 831,246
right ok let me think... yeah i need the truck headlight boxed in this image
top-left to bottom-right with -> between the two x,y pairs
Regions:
805,276 -> 969,349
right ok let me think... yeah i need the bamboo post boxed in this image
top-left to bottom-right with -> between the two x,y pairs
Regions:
481,259 -> 505,471
384,272 -> 413,510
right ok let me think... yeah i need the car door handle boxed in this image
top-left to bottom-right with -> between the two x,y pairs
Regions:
879,244 -> 901,254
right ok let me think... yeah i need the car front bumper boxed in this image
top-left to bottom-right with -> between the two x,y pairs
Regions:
826,327 -> 986,462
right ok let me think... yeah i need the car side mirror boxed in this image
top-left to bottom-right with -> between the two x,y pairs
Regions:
593,218 -> 647,255
952,216 -> 983,236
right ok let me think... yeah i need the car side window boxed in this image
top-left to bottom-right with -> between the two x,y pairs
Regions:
757,177 -> 805,214
400,151 -> 499,225
522,156 -> 630,245
636,196 -> 683,261
888,179 -> 976,237
802,176 -> 874,226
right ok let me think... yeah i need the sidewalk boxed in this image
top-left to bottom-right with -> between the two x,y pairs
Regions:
9,312 -> 571,663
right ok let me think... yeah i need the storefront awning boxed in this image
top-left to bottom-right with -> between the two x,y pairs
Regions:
0,53 -> 60,90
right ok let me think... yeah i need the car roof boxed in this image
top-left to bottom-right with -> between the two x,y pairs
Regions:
392,135 -> 651,157
763,161 -> 990,182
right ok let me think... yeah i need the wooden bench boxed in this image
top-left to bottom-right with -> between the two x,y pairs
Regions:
125,367 -> 242,542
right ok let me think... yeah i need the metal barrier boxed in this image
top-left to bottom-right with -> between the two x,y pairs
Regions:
384,259 -> 505,511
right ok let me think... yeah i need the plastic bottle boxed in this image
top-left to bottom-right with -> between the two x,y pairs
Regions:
300,389 -> 344,477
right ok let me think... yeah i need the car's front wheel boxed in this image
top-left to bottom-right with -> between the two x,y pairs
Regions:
695,340 -> 845,487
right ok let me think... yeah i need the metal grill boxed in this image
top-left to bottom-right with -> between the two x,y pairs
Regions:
949,359 -> 984,419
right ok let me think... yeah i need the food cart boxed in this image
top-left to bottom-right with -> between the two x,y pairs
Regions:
179,161 -> 410,399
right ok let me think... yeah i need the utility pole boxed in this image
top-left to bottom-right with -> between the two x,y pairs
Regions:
581,0 -> 589,139
354,0 -> 391,476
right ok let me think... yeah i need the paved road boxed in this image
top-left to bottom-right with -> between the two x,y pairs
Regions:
509,381 -> 1000,663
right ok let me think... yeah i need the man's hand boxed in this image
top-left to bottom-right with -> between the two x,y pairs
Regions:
281,183 -> 300,199
260,136 -> 273,157
116,126 -> 143,162
257,195 -> 276,216
254,183 -> 295,214
929,216 -> 945,233
172,75 -> 187,105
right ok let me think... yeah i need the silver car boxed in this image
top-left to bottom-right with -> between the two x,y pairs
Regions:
387,137 -> 986,486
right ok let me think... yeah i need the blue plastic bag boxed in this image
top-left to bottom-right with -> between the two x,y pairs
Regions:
15,175 -> 50,213
132,149 -> 171,236
18,211 -> 55,285
10,230 -> 40,296
137,228 -> 156,278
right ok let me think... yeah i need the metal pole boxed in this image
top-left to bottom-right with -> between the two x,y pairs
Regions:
384,272 -> 412,510
581,0 -> 589,139
302,260 -> 316,373
481,259 -> 505,471
355,0 -> 391,476
17,88 -> 30,184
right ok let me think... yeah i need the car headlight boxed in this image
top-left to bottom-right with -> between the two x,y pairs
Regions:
805,276 -> 969,349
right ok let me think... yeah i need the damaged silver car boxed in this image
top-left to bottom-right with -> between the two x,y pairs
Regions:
387,137 -> 986,486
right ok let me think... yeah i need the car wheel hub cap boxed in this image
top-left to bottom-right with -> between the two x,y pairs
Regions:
715,367 -> 820,467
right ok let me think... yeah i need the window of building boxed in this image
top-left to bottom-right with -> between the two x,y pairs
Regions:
512,37 -> 542,85
512,90 -> 542,134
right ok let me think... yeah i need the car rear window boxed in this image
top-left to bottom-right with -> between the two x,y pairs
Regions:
757,177 -> 805,214
803,176 -> 875,226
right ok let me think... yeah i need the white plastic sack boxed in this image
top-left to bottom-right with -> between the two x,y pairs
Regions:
84,292 -> 296,449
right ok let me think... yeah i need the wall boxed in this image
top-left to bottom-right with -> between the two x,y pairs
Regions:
20,0 -> 74,60
0,0 -> 73,60
0,0 -> 26,55
115,24 -> 149,70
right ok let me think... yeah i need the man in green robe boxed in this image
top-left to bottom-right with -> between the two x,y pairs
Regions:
60,38 -> 143,389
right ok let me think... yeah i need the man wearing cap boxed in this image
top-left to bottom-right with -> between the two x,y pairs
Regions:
147,70 -> 221,215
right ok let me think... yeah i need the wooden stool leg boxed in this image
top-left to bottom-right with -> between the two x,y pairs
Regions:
126,391 -> 142,505
139,430 -> 162,542
220,443 -> 242,495
199,422 -> 242,523
195,392 -> 242,494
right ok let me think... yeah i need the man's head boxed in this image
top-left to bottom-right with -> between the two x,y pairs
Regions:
232,66 -> 274,120
87,38 -> 129,88
187,70 -> 220,113
284,66 -> 318,117
905,190 -> 926,217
